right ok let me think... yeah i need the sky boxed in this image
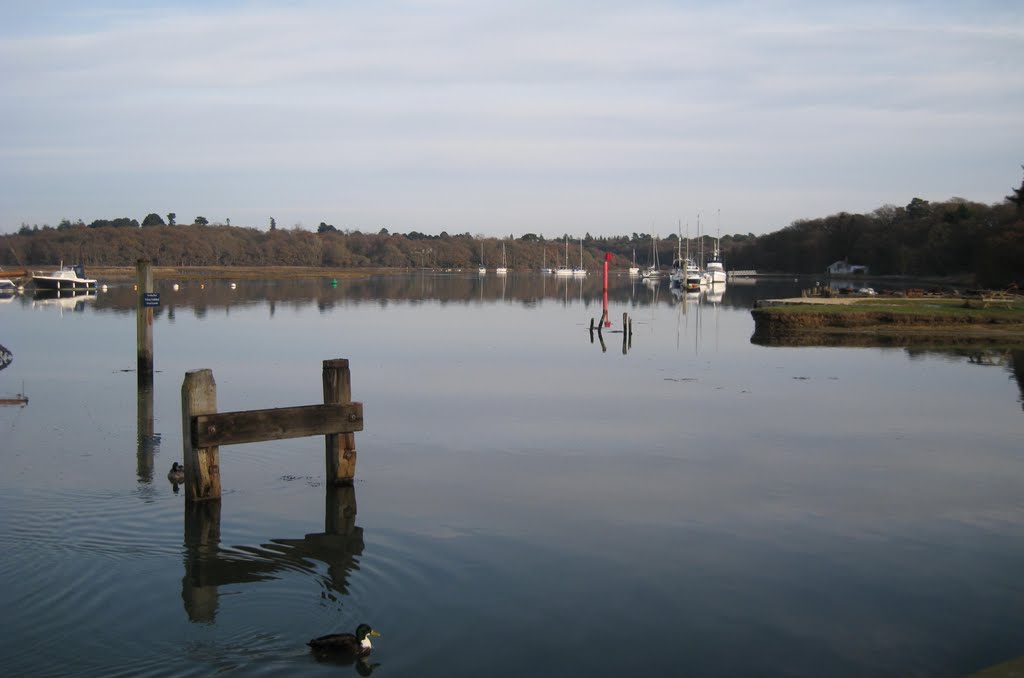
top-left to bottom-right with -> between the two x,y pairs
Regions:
0,1 -> 1021,238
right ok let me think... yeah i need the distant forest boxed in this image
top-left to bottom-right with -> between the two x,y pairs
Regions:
3,172 -> 1023,287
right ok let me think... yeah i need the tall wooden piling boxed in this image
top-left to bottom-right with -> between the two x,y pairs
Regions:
182,369 -> 222,502
136,259 -> 154,387
323,359 -> 357,485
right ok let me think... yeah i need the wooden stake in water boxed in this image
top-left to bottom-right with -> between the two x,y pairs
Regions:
136,259 -> 154,387
323,359 -> 357,485
181,369 -> 222,502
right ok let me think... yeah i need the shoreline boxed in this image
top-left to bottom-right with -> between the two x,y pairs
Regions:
86,265 -> 387,281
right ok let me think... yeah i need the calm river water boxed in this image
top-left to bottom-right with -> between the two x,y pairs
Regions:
1,273 -> 1022,677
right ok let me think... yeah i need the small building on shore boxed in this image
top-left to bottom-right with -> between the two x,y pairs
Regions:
827,260 -> 868,277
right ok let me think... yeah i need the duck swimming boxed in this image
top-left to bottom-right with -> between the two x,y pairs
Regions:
308,623 -> 380,658
167,462 -> 185,484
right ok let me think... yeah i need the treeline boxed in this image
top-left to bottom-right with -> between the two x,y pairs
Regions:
2,186 -> 1022,287
727,196 -> 1023,287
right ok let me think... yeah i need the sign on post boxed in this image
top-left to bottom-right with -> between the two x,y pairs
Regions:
143,292 -> 160,307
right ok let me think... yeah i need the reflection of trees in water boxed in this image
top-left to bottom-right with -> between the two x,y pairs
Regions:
1011,351 -> 1024,411
0,343 -> 11,371
912,348 -> 1024,414
84,274 -> 793,313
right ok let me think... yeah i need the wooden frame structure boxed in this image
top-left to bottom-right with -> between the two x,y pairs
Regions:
181,358 -> 364,502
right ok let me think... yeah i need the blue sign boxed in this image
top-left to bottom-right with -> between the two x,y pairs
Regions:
143,292 -> 160,308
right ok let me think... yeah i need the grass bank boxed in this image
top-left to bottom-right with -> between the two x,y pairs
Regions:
750,296 -> 1024,348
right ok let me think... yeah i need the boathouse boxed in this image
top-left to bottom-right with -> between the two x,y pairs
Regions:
827,260 -> 869,276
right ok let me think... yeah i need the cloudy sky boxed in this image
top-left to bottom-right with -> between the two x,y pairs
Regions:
1,1 -> 1021,237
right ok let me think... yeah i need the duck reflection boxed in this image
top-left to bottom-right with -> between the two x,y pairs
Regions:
181,485 -> 365,623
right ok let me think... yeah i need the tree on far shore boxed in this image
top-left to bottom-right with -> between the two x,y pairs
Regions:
1007,165 -> 1024,215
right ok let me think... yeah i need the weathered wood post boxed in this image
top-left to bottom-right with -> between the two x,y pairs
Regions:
325,484 -> 359,536
181,369 -> 222,501
323,359 -> 357,484
136,259 -> 154,387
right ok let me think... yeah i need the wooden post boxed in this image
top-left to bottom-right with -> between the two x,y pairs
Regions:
136,259 -> 154,388
325,484 -> 359,536
182,369 -> 222,501
323,359 -> 356,485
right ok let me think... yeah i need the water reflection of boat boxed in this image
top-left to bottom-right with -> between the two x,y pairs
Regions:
31,263 -> 97,291
32,289 -> 97,311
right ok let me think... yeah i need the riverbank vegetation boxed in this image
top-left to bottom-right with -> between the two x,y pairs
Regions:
751,297 -> 1024,348
3,172 -> 1022,287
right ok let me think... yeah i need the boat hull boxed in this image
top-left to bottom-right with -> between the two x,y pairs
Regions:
32,276 -> 97,291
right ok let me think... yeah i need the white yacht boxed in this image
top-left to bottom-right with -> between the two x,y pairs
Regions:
554,236 -> 573,276
572,239 -> 587,276
496,241 -> 508,276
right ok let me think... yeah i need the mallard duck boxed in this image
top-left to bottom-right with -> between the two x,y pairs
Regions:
308,623 -> 380,657
167,462 -> 185,484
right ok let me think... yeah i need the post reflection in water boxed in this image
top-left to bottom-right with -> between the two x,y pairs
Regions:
135,381 -> 160,484
181,485 -> 365,624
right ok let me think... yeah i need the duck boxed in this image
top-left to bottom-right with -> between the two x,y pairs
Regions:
308,623 -> 380,658
167,462 -> 185,484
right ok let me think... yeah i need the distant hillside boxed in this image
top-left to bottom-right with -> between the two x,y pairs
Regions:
3,184 -> 1022,287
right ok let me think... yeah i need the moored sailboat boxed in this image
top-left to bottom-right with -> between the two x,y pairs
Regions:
641,236 -> 661,279
496,241 -> 508,275
554,236 -> 573,276
572,238 -> 587,276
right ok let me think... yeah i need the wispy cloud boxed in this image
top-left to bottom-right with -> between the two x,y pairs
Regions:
1,1 -> 1021,233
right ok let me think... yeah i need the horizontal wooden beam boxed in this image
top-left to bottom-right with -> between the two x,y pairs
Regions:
192,402 -> 363,448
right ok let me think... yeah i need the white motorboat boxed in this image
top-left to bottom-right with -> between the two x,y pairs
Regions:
706,213 -> 727,284
31,263 -> 97,291
685,259 -> 706,291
